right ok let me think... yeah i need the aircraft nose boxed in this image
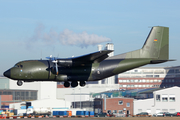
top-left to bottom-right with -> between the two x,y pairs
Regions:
3,69 -> 11,78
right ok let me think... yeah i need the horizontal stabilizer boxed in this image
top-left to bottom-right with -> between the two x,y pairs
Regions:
150,59 -> 175,64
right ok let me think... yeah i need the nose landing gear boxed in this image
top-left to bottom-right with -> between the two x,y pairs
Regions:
17,80 -> 23,86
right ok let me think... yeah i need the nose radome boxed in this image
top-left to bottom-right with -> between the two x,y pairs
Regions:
3,69 -> 11,78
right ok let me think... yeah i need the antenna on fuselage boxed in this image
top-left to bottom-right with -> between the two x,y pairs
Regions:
40,50 -> 42,60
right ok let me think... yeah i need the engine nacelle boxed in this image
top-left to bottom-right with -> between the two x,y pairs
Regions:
57,59 -> 72,67
56,74 -> 68,81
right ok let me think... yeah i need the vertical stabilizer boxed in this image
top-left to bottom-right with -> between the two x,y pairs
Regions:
107,26 -> 169,60
141,26 -> 169,60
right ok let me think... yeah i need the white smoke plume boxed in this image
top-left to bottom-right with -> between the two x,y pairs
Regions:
28,24 -> 111,48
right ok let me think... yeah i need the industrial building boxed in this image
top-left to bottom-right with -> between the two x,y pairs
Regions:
134,86 -> 180,115
1,76 -> 180,116
0,77 -> 120,114
102,97 -> 133,115
0,77 -> 56,100
0,77 -> 56,108
118,66 -> 180,90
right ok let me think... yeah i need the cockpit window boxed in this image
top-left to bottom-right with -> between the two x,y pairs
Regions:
14,64 -> 23,68
14,64 -> 19,68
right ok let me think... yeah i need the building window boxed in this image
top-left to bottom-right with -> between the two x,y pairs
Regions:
131,80 -> 134,83
127,103 -> 130,107
146,75 -> 153,78
158,80 -> 161,82
156,95 -> 161,101
154,75 -> 159,78
154,79 -> 158,82
162,109 -> 168,112
169,95 -> 175,102
119,80 -> 122,83
118,100 -> 123,105
162,95 -> 168,102
154,85 -> 158,87
118,110 -> 123,114
175,69 -> 180,73
169,109 -> 175,113
113,110 -> 117,113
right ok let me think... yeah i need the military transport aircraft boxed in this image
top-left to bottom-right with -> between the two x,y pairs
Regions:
4,26 -> 171,87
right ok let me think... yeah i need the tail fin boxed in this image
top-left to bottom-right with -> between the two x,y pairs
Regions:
141,26 -> 169,60
107,26 -> 169,61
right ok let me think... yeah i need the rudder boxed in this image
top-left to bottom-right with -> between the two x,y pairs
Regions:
141,26 -> 169,60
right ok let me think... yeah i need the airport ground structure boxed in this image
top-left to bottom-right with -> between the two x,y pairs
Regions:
118,66 -> 180,90
1,42 -> 180,115
1,65 -> 180,115
134,86 -> 180,115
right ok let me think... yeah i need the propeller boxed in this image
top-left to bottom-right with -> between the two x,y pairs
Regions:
46,55 -> 59,75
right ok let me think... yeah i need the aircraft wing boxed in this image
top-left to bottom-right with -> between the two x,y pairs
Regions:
72,50 -> 113,63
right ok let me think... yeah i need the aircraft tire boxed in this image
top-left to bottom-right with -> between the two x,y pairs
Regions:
71,81 -> 78,87
17,80 -> 23,86
64,82 -> 70,87
80,81 -> 86,87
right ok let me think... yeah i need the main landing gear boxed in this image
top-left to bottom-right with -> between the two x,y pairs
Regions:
64,81 -> 86,88
17,80 -> 23,86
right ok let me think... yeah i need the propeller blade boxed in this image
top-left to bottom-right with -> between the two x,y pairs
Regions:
55,62 -> 58,75
46,55 -> 59,75
53,58 -> 58,75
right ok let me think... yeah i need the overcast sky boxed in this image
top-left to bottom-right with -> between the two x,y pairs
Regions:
1,0 -> 180,75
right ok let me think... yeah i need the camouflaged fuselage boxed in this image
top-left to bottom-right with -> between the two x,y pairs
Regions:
4,26 -> 171,83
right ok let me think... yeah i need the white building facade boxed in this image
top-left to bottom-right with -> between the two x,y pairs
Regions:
118,66 -> 180,90
134,86 -> 180,115
9,80 -> 57,100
